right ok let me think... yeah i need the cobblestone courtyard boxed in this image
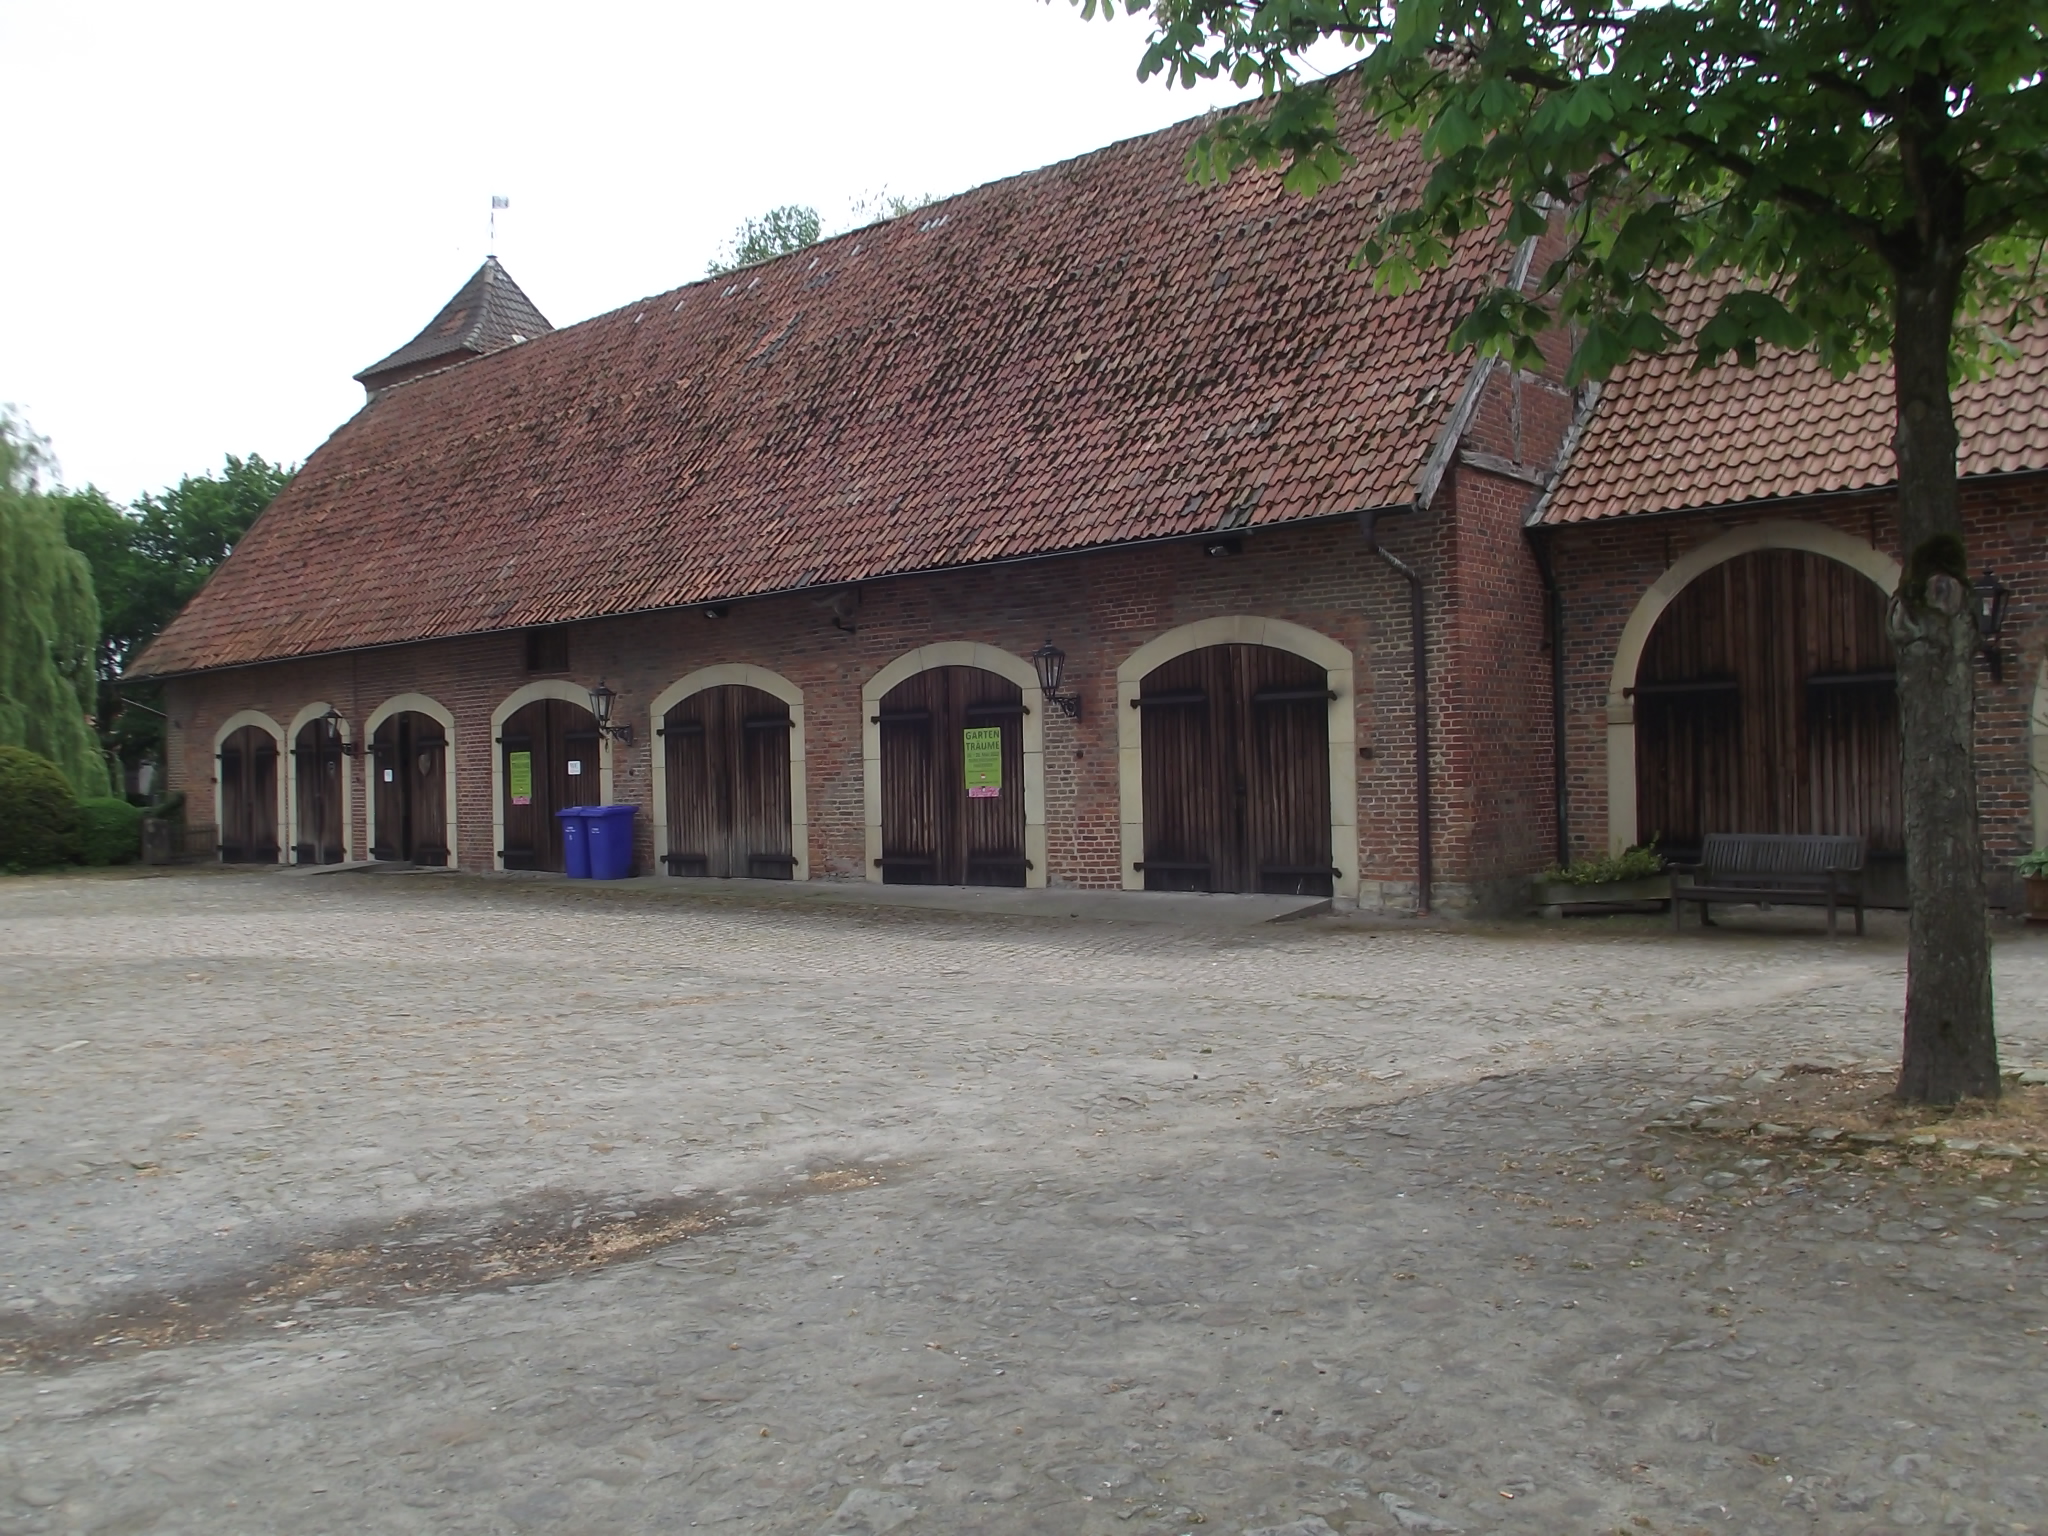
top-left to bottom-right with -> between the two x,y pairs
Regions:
5,870 -> 2048,1536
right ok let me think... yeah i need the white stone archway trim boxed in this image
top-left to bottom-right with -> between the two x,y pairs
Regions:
861,643 -> 1046,888
211,708 -> 287,863
1114,616 -> 1359,900
488,680 -> 615,872
1604,519 -> 1903,854
284,700 -> 357,864
363,692 -> 459,868
648,665 -> 809,881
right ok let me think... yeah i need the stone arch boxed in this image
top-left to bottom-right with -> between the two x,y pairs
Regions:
1114,616 -> 1358,899
284,701 -> 356,864
1604,520 -> 1902,853
861,642 -> 1046,888
211,709 -> 287,863
489,680 -> 615,872
649,665 -> 809,881
364,692 -> 459,869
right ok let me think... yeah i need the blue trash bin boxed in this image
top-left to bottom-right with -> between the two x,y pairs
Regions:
584,804 -> 639,881
556,807 -> 592,879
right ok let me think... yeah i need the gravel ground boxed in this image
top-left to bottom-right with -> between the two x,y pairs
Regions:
3,868 -> 2048,1536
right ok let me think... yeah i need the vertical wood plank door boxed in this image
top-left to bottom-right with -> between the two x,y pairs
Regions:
1140,644 -> 1332,896
662,686 -> 795,878
1634,548 -> 1902,858
219,724 -> 279,864
291,721 -> 345,864
373,713 -> 449,865
500,699 -> 600,871
877,667 -> 1026,886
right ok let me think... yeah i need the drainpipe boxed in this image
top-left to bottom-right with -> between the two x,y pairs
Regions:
1360,508 -> 1432,915
1525,526 -> 1571,868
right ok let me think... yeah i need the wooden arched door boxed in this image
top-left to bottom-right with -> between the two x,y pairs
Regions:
218,724 -> 280,864
291,720 -> 346,865
1634,548 -> 1903,881
372,712 -> 449,866
877,666 -> 1027,886
662,685 -> 794,878
1139,644 -> 1333,896
499,698 -> 600,871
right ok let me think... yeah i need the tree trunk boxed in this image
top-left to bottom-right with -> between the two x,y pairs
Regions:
1888,261 -> 2000,1103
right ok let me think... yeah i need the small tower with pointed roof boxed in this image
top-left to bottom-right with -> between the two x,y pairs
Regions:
354,256 -> 552,395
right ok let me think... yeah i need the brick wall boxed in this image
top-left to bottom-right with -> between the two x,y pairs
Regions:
163,516 -> 1567,906
1545,474 -> 2048,905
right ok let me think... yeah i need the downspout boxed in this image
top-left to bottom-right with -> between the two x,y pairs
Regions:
1523,379 -> 1603,872
1360,507 -> 1432,915
1525,527 -> 1570,867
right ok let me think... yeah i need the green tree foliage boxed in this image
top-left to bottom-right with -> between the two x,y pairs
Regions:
0,419 -> 107,797
59,453 -> 292,773
0,745 -> 79,870
707,205 -> 824,277
1081,0 -> 2048,1103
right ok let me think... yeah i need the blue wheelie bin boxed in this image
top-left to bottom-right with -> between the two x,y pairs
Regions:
556,807 -> 593,879
584,804 -> 639,880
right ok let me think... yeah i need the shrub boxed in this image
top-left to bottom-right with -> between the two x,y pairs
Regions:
76,796 -> 143,866
2018,848 -> 2048,879
1541,843 -> 1666,887
0,744 -> 79,870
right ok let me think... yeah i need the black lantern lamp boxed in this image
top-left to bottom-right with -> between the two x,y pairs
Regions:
319,706 -> 358,757
587,680 -> 635,745
1973,568 -> 2012,681
1030,641 -> 1083,720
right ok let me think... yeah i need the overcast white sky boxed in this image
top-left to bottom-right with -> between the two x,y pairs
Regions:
2,0 -> 1261,503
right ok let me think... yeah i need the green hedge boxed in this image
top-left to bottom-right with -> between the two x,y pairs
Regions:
0,745 -> 79,870
76,796 -> 143,866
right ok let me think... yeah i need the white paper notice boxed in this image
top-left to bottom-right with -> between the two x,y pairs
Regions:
567,760 -> 583,776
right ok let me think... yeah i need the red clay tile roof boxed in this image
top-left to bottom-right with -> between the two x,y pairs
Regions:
354,257 -> 554,391
1542,275 -> 2048,525
134,111 -> 1508,679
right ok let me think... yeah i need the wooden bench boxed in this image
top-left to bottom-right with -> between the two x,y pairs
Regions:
1671,833 -> 1868,935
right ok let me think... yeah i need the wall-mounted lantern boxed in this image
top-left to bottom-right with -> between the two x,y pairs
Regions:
588,680 -> 636,745
1973,568 -> 2012,681
1030,641 -> 1083,720
319,706 -> 359,757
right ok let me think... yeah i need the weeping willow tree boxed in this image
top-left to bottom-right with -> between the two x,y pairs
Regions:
0,415 -> 108,796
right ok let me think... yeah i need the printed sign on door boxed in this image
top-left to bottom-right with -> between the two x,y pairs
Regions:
508,751 -> 533,807
963,727 -> 1002,799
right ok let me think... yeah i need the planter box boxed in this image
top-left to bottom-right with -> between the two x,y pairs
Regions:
1536,874 -> 1672,917
2027,876 -> 2048,926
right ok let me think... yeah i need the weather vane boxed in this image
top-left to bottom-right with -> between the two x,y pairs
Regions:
490,195 -> 509,253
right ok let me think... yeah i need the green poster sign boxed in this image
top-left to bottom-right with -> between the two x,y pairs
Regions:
963,726 -> 1003,799
508,750 -> 533,806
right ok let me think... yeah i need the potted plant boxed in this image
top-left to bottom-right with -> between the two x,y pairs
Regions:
2019,848 -> 2048,924
1534,844 -> 1671,916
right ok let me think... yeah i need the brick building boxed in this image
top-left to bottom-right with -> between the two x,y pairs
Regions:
127,111 -> 2048,913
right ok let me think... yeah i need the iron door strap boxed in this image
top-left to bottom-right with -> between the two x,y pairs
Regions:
1250,687 -> 1339,704
1134,690 -> 1206,708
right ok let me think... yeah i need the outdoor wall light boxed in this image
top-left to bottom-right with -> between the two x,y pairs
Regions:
1031,641 -> 1084,720
703,605 -> 730,620
587,681 -> 636,745
1973,568 -> 2012,681
319,707 -> 359,757
1203,535 -> 1245,558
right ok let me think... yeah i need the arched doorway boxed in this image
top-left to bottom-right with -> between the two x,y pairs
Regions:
1631,546 -> 1904,892
290,718 -> 347,864
497,695 -> 601,871
371,712 -> 450,866
1136,644 -> 1335,895
659,678 -> 797,879
1116,618 -> 1357,899
216,718 -> 281,864
877,666 -> 1028,886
